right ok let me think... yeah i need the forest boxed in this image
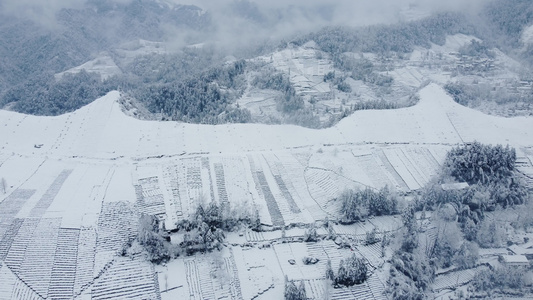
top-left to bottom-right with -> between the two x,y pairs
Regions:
385,142 -> 531,298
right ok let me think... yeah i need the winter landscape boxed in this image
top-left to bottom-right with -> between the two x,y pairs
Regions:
1,0 -> 533,299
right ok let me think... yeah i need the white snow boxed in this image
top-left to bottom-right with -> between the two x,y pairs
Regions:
0,82 -> 532,299
55,55 -> 122,81
1,84 -> 531,162
522,24 -> 533,47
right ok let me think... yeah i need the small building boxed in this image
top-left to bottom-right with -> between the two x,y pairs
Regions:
441,182 -> 469,191
508,241 -> 533,255
499,255 -> 530,267
508,242 -> 533,261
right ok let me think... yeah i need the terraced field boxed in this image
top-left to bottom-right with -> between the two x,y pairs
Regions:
0,83 -> 531,299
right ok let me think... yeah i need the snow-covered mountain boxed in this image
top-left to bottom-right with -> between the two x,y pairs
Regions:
0,83 -> 532,298
1,1 -> 533,299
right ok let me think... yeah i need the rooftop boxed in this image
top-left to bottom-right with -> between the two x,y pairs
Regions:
500,255 -> 529,264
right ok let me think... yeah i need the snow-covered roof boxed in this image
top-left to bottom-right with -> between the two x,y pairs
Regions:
500,255 -> 529,264
441,182 -> 469,191
508,242 -> 533,255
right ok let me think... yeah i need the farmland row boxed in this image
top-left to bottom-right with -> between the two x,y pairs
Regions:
0,189 -> 35,238
382,148 -> 424,190
136,176 -> 165,216
375,150 -> 409,191
0,264 -> 43,300
330,281 -> 374,300
0,218 -> 24,261
18,218 -> 62,298
214,163 -> 230,213
432,267 -> 484,292
226,250 -> 244,299
255,171 -> 284,226
4,218 -> 40,273
48,228 -> 79,300
354,154 -> 394,190
162,165 -> 183,219
366,273 -> 387,300
95,202 -> 138,273
91,255 -> 160,300
201,157 -> 215,205
185,158 -> 204,206
303,279 -> 328,300
260,154 -> 304,224
29,170 -> 72,218
73,227 -> 96,295
166,164 -> 190,219
355,243 -> 384,269
220,156 -> 254,214
185,259 -> 202,300
196,259 -> 217,299
264,154 -> 302,214
306,241 -> 346,272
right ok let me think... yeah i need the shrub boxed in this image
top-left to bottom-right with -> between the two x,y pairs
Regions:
302,256 -> 319,265
304,225 -> 318,242
326,259 -> 335,281
365,228 -> 380,245
339,186 -> 398,223
337,81 -> 352,93
472,266 -> 526,293
458,39 -> 495,58
424,142 -> 528,244
323,71 -> 335,82
284,277 -> 307,300
431,211 -> 463,268
390,251 -> 434,292
137,214 -> 173,264
443,142 -> 517,187
476,219 -> 507,248
452,241 -> 479,270
335,254 -> 368,286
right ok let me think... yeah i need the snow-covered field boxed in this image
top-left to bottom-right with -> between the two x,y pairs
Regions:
0,83 -> 531,299
54,55 -> 123,81
240,33 -> 530,125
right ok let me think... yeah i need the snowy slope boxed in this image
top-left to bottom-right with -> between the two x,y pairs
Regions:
1,83 -> 531,161
0,83 -> 531,299
54,55 -> 122,81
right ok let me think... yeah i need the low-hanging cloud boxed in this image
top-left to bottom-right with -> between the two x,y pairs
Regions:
172,0 -> 490,52
0,0 -> 85,28
0,0 -> 491,50
0,0 -> 137,29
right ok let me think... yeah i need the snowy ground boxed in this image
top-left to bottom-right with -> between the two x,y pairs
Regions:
54,55 -> 123,81
0,83 -> 532,299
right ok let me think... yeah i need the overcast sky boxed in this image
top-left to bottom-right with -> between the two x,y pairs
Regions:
0,0 -> 489,25
179,0 -> 489,50
0,0 -> 490,49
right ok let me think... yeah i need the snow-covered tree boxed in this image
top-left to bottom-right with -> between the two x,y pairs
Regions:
335,255 -> 368,286
325,259 -> 335,281
284,276 -> 300,300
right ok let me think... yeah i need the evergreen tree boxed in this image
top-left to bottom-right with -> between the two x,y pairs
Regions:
304,225 -> 318,242
335,259 -> 347,286
335,254 -> 368,286
284,276 -> 300,300
325,259 -> 335,281
298,281 -> 307,300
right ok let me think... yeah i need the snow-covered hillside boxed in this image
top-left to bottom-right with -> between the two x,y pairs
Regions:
55,55 -> 123,81
0,83 -> 532,299
1,84 -> 530,160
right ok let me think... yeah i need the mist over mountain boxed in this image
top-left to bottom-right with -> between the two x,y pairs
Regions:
1,1 -> 533,299
0,0 -> 532,125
